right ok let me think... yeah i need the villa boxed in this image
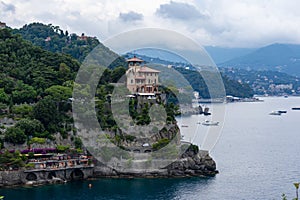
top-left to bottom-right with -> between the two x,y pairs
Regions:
126,56 -> 160,94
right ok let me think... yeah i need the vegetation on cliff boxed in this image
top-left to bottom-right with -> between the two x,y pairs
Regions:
0,22 -> 247,172
0,28 -> 80,152
13,22 -> 126,68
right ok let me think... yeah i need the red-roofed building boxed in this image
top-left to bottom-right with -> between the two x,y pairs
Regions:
126,56 -> 160,94
0,21 -> 6,29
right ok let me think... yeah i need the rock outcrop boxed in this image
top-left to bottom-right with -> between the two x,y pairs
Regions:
93,146 -> 218,178
166,147 -> 218,177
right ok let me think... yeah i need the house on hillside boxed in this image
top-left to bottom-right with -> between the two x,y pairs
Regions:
0,21 -> 6,29
126,56 -> 160,94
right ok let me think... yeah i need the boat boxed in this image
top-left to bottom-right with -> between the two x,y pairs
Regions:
278,110 -> 287,114
269,111 -> 281,115
292,107 -> 300,110
202,120 -> 219,126
181,125 -> 189,127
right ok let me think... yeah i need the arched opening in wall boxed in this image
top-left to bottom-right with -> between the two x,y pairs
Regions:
26,172 -> 37,181
47,171 -> 56,179
70,169 -> 84,180
144,149 -> 152,153
133,149 -> 141,153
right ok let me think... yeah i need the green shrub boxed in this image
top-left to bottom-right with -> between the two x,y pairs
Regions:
25,163 -> 35,169
125,135 -> 136,142
74,137 -> 82,149
57,145 -> 70,152
152,138 -> 170,151
28,152 -> 34,158
29,137 -> 46,144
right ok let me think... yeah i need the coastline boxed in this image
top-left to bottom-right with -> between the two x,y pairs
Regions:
0,149 -> 218,188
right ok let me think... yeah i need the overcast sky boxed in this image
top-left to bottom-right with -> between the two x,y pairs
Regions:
1,0 -> 300,48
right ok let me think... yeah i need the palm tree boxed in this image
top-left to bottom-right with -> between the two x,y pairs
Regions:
294,182 -> 300,200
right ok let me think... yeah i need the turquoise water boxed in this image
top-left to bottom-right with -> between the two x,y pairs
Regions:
1,97 -> 300,199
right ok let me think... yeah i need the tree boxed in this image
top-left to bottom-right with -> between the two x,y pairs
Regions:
110,66 -> 126,82
15,118 -> 45,137
33,96 -> 60,132
11,104 -> 33,117
4,127 -> 27,145
0,88 -> 9,104
74,137 -> 83,149
44,85 -> 72,101
12,81 -> 37,104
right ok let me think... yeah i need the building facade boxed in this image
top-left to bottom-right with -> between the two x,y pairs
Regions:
0,21 -> 6,29
126,57 -> 160,94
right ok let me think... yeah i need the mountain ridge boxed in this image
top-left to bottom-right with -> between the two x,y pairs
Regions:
218,43 -> 300,76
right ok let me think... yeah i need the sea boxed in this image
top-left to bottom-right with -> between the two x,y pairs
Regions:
1,96 -> 300,200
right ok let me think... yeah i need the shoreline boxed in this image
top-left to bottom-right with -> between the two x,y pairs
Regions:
0,149 -> 218,188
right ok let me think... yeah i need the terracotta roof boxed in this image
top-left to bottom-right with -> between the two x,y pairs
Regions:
138,66 -> 160,73
126,57 -> 143,62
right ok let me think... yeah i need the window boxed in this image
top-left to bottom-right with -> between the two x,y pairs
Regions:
131,79 -> 133,84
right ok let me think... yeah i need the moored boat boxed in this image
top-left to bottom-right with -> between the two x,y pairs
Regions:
278,110 -> 287,114
292,107 -> 300,110
269,111 -> 281,115
202,120 -> 219,126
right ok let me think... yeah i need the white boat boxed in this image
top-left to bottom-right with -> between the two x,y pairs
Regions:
269,111 -> 281,115
202,120 -> 219,126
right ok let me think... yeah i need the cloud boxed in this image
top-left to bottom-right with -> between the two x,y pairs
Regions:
1,0 -> 300,48
119,11 -> 143,22
0,1 -> 15,13
156,1 -> 205,20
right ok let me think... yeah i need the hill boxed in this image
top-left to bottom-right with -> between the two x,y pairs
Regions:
0,28 -> 129,156
219,43 -> 300,76
204,46 -> 255,64
0,28 -> 79,94
220,68 -> 300,95
13,22 -> 126,67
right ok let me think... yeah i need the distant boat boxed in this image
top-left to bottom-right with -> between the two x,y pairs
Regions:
269,111 -> 281,115
202,120 -> 219,126
278,110 -> 287,114
181,125 -> 189,127
292,107 -> 300,110
284,95 -> 288,98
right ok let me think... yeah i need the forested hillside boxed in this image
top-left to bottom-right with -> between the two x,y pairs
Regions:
13,22 -> 126,67
0,28 -> 127,161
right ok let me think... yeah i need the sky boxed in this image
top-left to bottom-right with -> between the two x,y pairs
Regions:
1,0 -> 300,48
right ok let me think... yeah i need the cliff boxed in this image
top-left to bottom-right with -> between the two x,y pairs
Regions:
93,147 -> 218,178
0,148 -> 217,187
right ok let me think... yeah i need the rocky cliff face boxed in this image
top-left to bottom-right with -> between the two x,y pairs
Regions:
0,171 -> 24,187
93,147 -> 218,178
166,146 -> 218,177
